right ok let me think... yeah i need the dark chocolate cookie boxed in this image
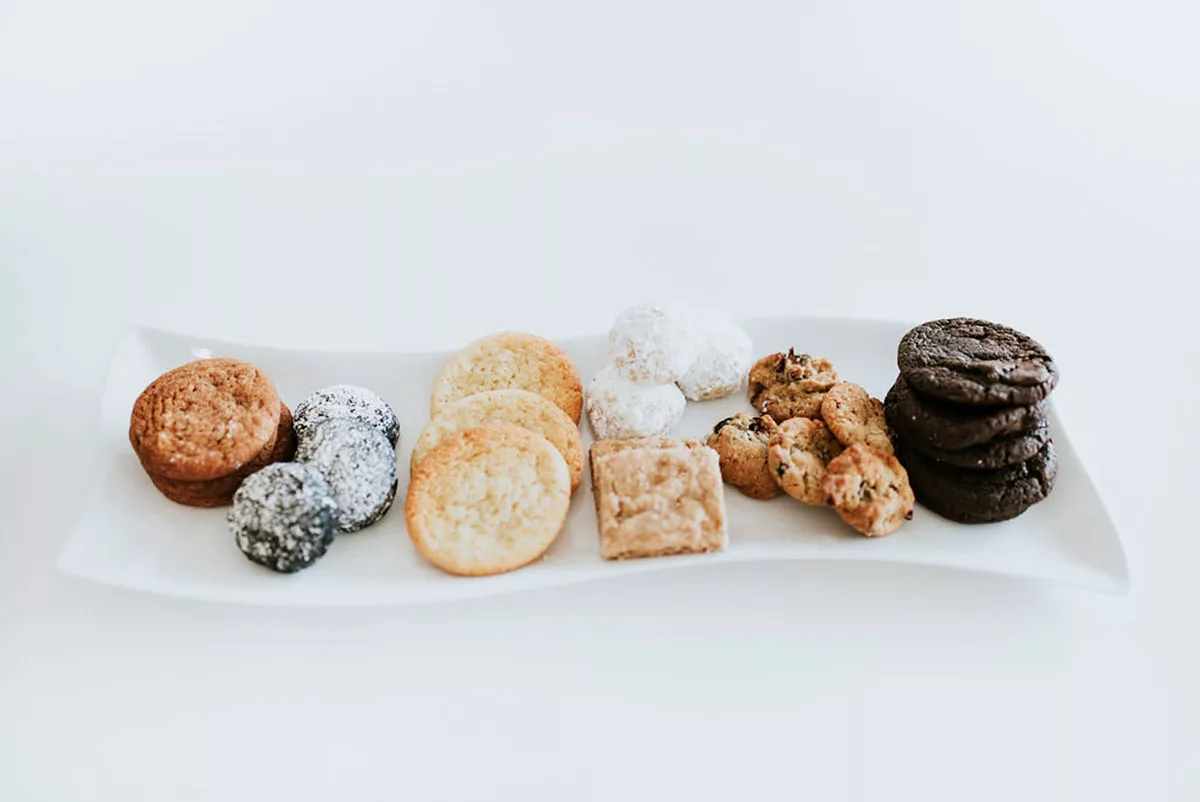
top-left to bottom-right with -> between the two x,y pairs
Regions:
896,438 -> 1057,524
897,318 -> 1058,405
885,375 -> 1047,451
893,418 -> 1050,470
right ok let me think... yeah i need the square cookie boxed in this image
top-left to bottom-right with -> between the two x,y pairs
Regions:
592,446 -> 727,560
588,436 -> 705,491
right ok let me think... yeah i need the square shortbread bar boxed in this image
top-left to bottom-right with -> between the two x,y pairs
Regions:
591,445 -> 727,560
588,436 -> 706,491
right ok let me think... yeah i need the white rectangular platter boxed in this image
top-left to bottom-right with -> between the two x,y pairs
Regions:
59,319 -> 1129,605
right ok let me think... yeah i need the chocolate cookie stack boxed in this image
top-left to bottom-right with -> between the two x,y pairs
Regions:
884,318 -> 1059,523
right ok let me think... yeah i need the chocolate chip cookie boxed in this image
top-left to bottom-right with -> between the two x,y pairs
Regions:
823,444 -> 915,537
748,349 -> 838,421
705,413 -> 781,500
821,382 -> 893,455
896,438 -> 1058,523
897,318 -> 1059,406
767,417 -> 844,505
884,375 -> 1047,452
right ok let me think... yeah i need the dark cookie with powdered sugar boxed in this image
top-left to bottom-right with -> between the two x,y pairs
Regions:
229,462 -> 338,573
296,418 -> 397,533
294,384 -> 400,447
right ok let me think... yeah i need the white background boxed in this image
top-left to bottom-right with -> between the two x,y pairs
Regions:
1,0 -> 1197,799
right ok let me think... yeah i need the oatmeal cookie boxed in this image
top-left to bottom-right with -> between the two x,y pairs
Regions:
705,413 -> 780,500
823,444 -> 915,537
747,349 -> 838,421
821,382 -> 893,455
767,417 -> 844,506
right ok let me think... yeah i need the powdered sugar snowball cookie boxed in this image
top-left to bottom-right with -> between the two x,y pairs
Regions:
608,304 -> 700,385
293,384 -> 400,447
677,309 -> 753,401
586,365 -> 686,441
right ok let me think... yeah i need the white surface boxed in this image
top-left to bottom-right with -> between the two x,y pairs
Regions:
60,321 -> 1127,606
1,0 -> 1198,799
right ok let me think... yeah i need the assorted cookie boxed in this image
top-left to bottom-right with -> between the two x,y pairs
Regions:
590,437 -> 727,560
130,309 -> 1066,582
407,423 -> 571,576
586,302 -> 753,441
887,318 -> 1058,523
408,331 -> 584,574
128,360 -> 398,572
712,347 -> 914,538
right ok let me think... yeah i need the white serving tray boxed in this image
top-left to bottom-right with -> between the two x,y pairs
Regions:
59,319 -> 1129,605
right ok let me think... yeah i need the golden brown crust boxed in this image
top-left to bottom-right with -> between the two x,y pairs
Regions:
405,422 -> 571,576
748,350 -> 837,422
823,444 -> 914,537
129,359 -> 281,481
705,413 -> 781,500
821,382 -> 893,455
592,447 -> 726,560
767,417 -> 844,506
410,390 -> 584,494
145,403 -> 295,507
430,332 -> 583,423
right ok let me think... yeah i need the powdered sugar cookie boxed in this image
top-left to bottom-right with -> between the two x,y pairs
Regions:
608,303 -> 699,385
677,308 -> 753,401
586,365 -> 686,441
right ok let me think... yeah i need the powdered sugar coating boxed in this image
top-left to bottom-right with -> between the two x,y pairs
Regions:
586,365 -> 686,440
293,384 -> 400,447
608,304 -> 700,385
228,462 -> 338,573
677,308 -> 753,401
296,419 -> 397,533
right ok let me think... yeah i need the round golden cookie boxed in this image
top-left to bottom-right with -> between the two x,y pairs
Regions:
129,358 -> 282,481
705,413 -> 781,500
430,332 -> 583,423
823,444 -> 914,537
748,349 -> 838,421
820,382 -> 893,455
406,422 -> 571,577
148,403 -> 296,507
410,390 -> 584,493
767,417 -> 844,506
